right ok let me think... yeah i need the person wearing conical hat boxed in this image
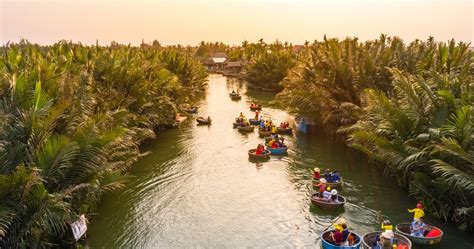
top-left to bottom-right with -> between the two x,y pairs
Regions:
312,167 -> 321,180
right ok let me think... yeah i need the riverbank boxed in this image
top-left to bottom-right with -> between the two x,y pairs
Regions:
88,75 -> 474,248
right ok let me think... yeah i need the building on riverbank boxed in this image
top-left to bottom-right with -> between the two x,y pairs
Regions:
202,53 -> 228,71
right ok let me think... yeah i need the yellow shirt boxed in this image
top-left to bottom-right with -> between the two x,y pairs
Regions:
271,126 -> 277,133
381,224 -> 393,231
333,224 -> 343,232
408,208 -> 425,219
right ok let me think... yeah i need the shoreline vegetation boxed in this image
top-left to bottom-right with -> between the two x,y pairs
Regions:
0,34 -> 472,247
0,40 -> 207,247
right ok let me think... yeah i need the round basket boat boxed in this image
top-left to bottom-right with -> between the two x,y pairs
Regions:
277,127 -> 292,134
362,231 -> 412,249
395,223 -> 443,246
311,192 -> 345,210
196,117 -> 211,125
238,126 -> 254,132
229,93 -> 242,100
250,105 -> 262,111
258,129 -> 272,137
321,230 -> 362,249
312,178 -> 344,188
249,119 -> 262,125
248,149 -> 271,160
266,145 -> 288,155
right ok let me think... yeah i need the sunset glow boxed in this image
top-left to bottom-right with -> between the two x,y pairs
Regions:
1,0 -> 473,45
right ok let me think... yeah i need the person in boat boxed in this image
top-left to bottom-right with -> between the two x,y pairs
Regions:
340,223 -> 351,245
332,170 -> 340,182
381,220 -> 393,233
408,203 -> 425,221
255,144 -> 264,155
207,116 -> 211,123
315,178 -> 327,196
323,169 -> 331,181
330,229 -> 344,246
272,133 -> 279,140
232,90 -> 236,94
254,111 -> 259,119
330,189 -> 338,202
410,217 -> 426,237
268,139 -> 279,148
271,125 -> 277,135
312,167 -> 321,180
379,231 -> 394,249
322,187 -> 332,201
259,121 -> 265,129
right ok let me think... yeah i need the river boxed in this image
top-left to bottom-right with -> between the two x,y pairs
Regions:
88,74 -> 473,248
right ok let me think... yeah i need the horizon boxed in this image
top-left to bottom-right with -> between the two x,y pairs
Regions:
1,0 -> 473,46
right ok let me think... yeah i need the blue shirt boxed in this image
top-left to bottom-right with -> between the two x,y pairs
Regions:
342,229 -> 350,241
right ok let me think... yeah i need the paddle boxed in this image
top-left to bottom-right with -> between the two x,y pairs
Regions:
323,214 -> 344,232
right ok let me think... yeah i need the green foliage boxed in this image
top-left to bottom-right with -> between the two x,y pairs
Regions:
0,40 -> 207,247
243,44 -> 296,91
347,61 -> 473,230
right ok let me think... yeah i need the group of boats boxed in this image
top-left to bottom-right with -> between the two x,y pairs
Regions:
195,91 -> 444,248
321,223 -> 443,249
311,174 -> 443,248
230,103 -> 293,160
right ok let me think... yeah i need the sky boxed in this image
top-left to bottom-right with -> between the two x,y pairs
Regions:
1,0 -> 473,46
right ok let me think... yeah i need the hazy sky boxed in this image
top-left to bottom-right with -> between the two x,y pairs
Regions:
1,0 -> 473,46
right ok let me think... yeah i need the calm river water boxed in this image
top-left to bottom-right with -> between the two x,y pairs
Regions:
88,75 -> 473,248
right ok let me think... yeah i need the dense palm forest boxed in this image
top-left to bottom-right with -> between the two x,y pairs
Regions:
0,40 -> 207,247
244,35 -> 474,231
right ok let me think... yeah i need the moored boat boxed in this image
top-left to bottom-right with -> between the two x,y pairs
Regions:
266,145 -> 288,155
248,149 -> 271,160
196,116 -> 211,125
321,230 -> 362,249
295,116 -> 314,134
362,231 -> 412,249
238,126 -> 254,132
313,178 -> 344,188
395,223 -> 443,246
310,192 -> 345,209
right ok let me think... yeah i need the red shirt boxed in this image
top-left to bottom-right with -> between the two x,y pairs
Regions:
319,183 -> 326,193
313,172 -> 320,179
332,231 -> 343,244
